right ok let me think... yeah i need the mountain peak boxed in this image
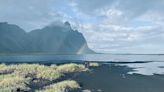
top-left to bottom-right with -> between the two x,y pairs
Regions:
0,22 -> 95,54
64,21 -> 71,26
45,21 -> 73,32
64,21 -> 72,30
0,22 -> 25,33
0,22 -> 8,25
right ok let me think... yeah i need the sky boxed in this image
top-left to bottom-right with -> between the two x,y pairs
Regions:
0,0 -> 164,54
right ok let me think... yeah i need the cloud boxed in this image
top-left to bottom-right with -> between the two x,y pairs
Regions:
0,0 -> 164,53
72,0 -> 164,24
79,21 -> 164,53
70,0 -> 115,14
70,0 -> 164,53
0,0 -> 75,31
0,0 -> 48,30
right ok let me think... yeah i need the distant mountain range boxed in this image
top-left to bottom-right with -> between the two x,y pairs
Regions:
0,22 -> 95,54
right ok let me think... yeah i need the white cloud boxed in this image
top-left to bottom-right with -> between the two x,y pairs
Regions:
0,0 -> 75,31
0,0 -> 164,53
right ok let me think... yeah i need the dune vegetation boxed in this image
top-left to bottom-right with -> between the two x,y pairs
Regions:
37,80 -> 80,92
0,63 -> 89,92
56,63 -> 87,73
0,74 -> 30,92
89,63 -> 100,67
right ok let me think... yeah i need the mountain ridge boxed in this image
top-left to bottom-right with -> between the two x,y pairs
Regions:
0,22 -> 95,54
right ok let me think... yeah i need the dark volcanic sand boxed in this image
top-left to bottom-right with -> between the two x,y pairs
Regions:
74,64 -> 164,92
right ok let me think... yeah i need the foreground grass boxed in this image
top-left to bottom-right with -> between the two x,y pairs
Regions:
37,80 -> 80,92
56,63 -> 87,73
89,63 -> 100,67
0,63 -> 88,92
0,74 -> 30,92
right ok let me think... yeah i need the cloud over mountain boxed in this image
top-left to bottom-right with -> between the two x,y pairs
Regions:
0,0 -> 164,53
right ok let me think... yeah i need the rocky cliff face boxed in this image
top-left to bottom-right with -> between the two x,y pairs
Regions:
0,22 -> 94,54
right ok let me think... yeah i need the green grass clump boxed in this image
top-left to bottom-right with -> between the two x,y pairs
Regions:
13,64 -> 53,77
50,64 -> 57,69
0,64 -> 6,69
0,74 -> 30,92
37,70 -> 63,81
0,64 -> 7,72
0,64 -> 15,74
89,63 -> 100,67
0,63 -> 89,91
37,80 -> 80,92
12,64 -> 64,81
56,63 -> 87,73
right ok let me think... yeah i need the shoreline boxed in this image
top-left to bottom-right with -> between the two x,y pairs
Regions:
1,62 -> 164,92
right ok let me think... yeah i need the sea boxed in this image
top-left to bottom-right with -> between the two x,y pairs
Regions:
0,54 -> 164,62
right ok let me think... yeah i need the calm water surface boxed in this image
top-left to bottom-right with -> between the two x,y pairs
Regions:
0,54 -> 164,62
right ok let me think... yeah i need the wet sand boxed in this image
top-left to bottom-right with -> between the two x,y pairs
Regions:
74,63 -> 164,92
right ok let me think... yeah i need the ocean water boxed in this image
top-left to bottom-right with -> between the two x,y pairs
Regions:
0,54 -> 164,62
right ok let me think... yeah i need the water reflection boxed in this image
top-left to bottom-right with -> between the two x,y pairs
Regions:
119,62 -> 164,75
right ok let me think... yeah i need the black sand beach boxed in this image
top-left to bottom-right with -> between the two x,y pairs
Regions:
74,63 -> 164,92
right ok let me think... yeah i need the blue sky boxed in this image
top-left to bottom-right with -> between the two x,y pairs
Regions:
0,0 -> 164,54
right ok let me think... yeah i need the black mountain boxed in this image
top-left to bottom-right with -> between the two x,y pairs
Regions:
0,22 -> 94,54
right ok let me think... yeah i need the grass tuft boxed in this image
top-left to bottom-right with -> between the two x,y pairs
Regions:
37,70 -> 63,81
89,63 -> 100,67
37,80 -> 80,92
56,63 -> 87,73
0,74 -> 30,91
0,63 -> 89,92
